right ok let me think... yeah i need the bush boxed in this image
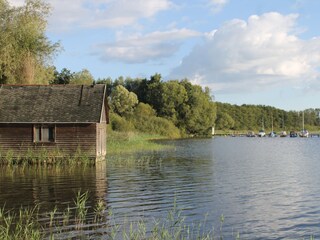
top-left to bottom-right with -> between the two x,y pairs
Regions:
110,113 -> 134,132
133,115 -> 181,138
134,103 -> 156,117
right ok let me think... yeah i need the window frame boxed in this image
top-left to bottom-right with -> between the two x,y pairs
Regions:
33,125 -> 56,143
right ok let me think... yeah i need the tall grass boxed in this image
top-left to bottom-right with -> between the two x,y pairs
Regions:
0,191 -> 241,240
107,130 -> 172,155
0,147 -> 93,166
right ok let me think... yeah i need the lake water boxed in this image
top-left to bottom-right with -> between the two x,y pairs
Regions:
1,137 -> 320,239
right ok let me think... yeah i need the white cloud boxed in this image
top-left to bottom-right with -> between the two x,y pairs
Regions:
93,28 -> 202,63
208,0 -> 228,13
170,12 -> 320,93
44,0 -> 173,31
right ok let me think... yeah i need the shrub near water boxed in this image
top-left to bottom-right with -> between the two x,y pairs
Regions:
132,115 -> 181,139
110,113 -> 135,132
107,130 -> 169,154
109,103 -> 181,139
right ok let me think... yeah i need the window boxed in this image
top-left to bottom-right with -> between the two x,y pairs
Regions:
34,125 -> 55,142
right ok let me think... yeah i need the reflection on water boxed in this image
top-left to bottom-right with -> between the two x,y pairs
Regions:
0,162 -> 108,211
1,137 -> 320,239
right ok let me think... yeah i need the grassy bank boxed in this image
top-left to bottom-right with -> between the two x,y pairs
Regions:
106,130 -> 171,155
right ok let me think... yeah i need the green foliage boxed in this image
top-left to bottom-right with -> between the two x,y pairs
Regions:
110,113 -> 135,132
216,112 -> 235,130
109,108 -> 181,139
110,85 -> 139,116
0,0 -> 60,84
134,103 -> 156,117
180,82 -> 216,135
0,191 -> 228,240
51,67 -> 75,84
69,68 -> 94,85
159,81 -> 188,124
215,102 -> 320,132
106,130 -> 169,154
103,74 -> 217,136
132,115 -> 181,139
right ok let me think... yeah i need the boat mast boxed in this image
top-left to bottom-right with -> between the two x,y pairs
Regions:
302,111 -> 305,131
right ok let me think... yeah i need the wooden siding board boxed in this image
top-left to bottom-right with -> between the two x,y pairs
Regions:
0,123 -> 98,158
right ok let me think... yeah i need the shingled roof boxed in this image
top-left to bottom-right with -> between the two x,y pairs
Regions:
0,84 -> 107,123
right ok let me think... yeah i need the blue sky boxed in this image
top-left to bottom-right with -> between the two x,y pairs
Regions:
9,0 -> 320,111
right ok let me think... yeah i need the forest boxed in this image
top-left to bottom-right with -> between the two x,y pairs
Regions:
215,102 -> 320,133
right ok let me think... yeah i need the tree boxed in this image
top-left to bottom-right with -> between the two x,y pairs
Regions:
134,103 -> 156,117
0,0 -> 60,84
144,73 -> 163,112
216,112 -> 235,130
110,85 -> 138,116
69,69 -> 94,85
180,81 -> 216,135
51,68 -> 74,84
159,81 -> 188,125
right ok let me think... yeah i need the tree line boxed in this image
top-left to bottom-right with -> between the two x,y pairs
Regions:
96,74 -> 216,137
216,102 -> 320,132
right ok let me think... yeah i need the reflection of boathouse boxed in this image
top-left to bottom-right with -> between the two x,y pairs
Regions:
0,84 -> 109,161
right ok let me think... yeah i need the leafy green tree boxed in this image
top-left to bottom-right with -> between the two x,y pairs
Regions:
145,73 -> 163,112
69,69 -> 94,85
0,0 -> 60,84
216,112 -> 235,130
159,81 -> 188,124
180,81 -> 216,135
110,85 -> 138,116
134,103 -> 156,117
51,68 -> 74,84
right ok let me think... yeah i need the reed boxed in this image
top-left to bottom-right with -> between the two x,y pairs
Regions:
0,147 -> 94,166
107,131 -> 171,155
0,190 -> 245,240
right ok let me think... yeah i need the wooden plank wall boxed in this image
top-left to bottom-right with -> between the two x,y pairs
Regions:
0,123 -> 97,158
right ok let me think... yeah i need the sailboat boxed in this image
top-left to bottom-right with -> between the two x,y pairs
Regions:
268,114 -> 277,137
280,116 -> 287,137
258,118 -> 266,137
299,111 -> 309,138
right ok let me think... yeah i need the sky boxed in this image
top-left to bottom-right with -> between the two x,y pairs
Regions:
8,0 -> 320,111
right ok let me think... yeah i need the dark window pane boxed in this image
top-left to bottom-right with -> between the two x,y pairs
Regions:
48,127 -> 54,141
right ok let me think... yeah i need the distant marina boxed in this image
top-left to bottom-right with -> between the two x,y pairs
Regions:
215,131 -> 320,138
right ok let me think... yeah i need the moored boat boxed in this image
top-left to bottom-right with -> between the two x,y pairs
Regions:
269,131 -> 277,137
299,111 -> 309,138
299,129 -> 309,138
258,129 -> 266,137
290,131 -> 298,138
280,131 -> 287,137
247,131 -> 256,137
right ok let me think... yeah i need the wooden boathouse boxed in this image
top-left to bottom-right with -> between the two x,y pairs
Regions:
0,84 -> 109,162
